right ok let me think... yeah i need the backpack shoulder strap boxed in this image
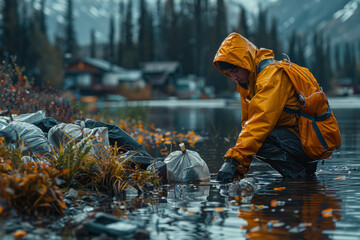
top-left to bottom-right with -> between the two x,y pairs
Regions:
257,58 -> 276,74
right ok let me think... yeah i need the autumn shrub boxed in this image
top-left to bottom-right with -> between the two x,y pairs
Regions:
90,145 -> 160,195
0,57 -> 82,122
45,138 -> 97,187
0,162 -> 66,216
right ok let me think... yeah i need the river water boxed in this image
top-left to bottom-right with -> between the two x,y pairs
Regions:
133,104 -> 360,240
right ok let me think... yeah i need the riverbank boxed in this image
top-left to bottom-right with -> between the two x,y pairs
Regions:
95,96 -> 360,109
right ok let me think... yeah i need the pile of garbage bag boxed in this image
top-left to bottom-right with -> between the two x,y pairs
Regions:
0,110 -> 152,165
0,110 -> 211,184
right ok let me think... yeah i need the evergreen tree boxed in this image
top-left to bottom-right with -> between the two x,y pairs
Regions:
357,41 -> 360,84
125,0 -> 133,49
117,0 -> 126,66
288,31 -> 297,62
29,22 -> 64,89
255,6 -> 268,48
201,0 -> 211,79
65,0 -> 78,57
296,33 -> 306,67
154,0 -> 165,61
343,42 -> 356,82
236,7 -> 248,38
138,0 -> 146,63
269,17 -> 279,58
108,15 -> 115,63
138,0 -> 154,63
312,31 -> 331,92
178,0 -> 194,74
19,0 -> 31,67
123,0 -> 137,68
214,0 -> 227,46
212,0 -> 229,93
164,0 -> 177,60
1,0 -> 20,57
323,36 -> 334,92
334,43 -> 342,77
90,29 -> 96,58
39,0 -> 46,34
195,0 -> 202,76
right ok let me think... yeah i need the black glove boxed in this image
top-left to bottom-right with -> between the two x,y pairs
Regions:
216,158 -> 239,184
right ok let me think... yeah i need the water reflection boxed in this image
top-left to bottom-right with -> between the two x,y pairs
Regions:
143,178 -> 343,240
147,107 -> 242,134
141,106 -> 360,239
79,106 -> 359,239
224,180 -> 342,240
166,184 -> 210,209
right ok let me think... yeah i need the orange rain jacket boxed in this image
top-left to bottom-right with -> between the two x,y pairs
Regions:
213,32 -> 301,174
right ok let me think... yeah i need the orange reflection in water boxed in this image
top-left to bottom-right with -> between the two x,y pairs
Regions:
228,181 -> 342,240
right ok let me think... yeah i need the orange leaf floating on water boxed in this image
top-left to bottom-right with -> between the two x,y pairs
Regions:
235,196 -> 243,201
322,208 -> 333,217
13,230 -> 27,238
187,212 -> 197,215
215,207 -> 224,212
271,200 -> 278,207
274,187 -> 286,191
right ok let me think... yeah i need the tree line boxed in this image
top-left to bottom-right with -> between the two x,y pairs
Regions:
1,0 -> 359,94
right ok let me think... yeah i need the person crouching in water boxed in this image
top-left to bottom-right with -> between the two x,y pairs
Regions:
214,32 -> 318,183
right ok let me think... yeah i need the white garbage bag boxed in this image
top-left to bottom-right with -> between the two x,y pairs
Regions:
0,110 -> 46,124
164,143 -> 210,183
48,123 -> 84,148
0,121 -> 51,155
78,127 -> 110,159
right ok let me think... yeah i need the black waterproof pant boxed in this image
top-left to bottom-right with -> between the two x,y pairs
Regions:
254,127 -> 317,178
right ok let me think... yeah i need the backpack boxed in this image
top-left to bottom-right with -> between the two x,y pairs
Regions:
258,57 -> 341,160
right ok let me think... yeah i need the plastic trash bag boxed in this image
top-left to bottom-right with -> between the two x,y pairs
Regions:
119,150 -> 155,170
21,156 -> 41,163
78,127 -> 110,159
0,110 -> 46,124
0,121 -> 51,155
167,184 -> 210,209
75,119 -> 150,157
0,119 -> 7,130
164,143 -> 210,183
32,117 -> 59,133
48,123 -> 83,149
227,177 -> 258,197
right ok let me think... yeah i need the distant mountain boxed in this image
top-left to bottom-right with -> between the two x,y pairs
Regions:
41,0 -> 359,48
265,0 -> 360,46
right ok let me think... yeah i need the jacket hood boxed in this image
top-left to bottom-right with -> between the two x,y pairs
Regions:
213,32 -> 275,88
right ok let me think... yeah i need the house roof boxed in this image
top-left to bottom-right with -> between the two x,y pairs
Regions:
116,70 -> 143,82
68,57 -> 125,73
142,61 -> 180,74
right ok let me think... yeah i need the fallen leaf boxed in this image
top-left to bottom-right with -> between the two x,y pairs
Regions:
215,207 -> 224,212
322,208 -> 333,217
13,230 -> 27,238
271,200 -> 278,207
